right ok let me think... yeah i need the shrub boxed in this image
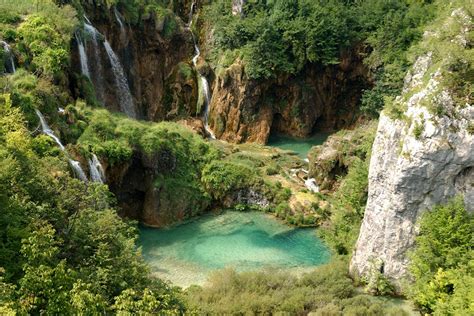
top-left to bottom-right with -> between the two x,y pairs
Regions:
408,197 -> 473,314
185,260 -> 406,314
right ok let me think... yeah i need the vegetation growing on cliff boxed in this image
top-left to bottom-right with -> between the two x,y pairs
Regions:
203,0 -> 436,119
308,121 -> 377,255
0,98 -> 185,314
1,0 -> 472,314
409,197 -> 473,315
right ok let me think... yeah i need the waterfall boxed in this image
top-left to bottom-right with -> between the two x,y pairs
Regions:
75,32 -> 90,78
70,160 -> 88,182
88,153 -> 106,183
188,1 -> 196,27
83,16 -> 135,118
1,41 -> 15,73
200,76 -> 216,139
83,18 -> 106,102
103,41 -> 136,118
35,110 -> 88,182
36,109 -> 65,151
304,178 -> 319,193
114,6 -> 126,41
188,2 -> 216,139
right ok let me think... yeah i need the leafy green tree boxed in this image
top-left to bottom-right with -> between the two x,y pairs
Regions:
409,197 -> 473,314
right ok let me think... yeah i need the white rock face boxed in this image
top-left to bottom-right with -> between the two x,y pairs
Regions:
350,9 -> 473,288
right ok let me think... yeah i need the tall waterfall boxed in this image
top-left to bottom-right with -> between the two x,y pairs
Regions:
103,41 -> 136,118
35,110 -> 88,182
75,32 -> 90,78
1,41 -> 15,73
83,18 -> 106,102
82,16 -> 136,118
188,2 -> 216,139
114,7 -> 126,41
88,153 -> 106,183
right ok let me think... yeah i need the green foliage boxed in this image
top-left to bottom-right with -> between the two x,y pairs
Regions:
201,160 -> 259,200
317,122 -> 377,255
364,259 -> 395,296
16,4 -> 78,79
185,260 -> 407,315
205,0 -> 352,79
408,197 -> 473,315
204,0 -> 435,98
0,95 -> 186,313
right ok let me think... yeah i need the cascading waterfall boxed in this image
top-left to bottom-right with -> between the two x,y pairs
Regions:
75,32 -> 90,79
103,41 -> 136,118
83,18 -> 106,102
88,153 -> 106,183
35,110 -> 88,182
36,109 -> 65,151
82,16 -> 136,118
1,40 -> 16,73
290,168 -> 320,193
304,178 -> 319,193
70,160 -> 89,182
114,7 -> 126,41
188,2 -> 216,139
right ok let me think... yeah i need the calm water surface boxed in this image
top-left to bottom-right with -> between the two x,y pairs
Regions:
139,211 -> 330,287
267,133 -> 329,158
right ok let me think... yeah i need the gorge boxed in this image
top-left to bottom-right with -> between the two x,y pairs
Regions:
0,0 -> 472,314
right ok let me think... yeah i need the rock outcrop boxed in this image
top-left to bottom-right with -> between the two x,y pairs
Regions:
105,148 -> 210,228
350,9 -> 473,289
73,3 -> 198,121
308,121 -> 376,191
208,48 -> 369,144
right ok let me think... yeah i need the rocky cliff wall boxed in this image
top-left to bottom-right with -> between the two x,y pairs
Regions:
208,48 -> 369,144
350,8 -> 473,289
72,2 -> 198,121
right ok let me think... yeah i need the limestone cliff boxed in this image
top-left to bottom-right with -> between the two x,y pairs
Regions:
350,9 -> 473,289
208,48 -> 369,144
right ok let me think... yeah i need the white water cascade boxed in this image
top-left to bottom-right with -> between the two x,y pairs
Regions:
1,41 -> 15,73
188,2 -> 216,139
82,16 -> 136,118
83,18 -> 106,102
114,7 -> 126,41
304,178 -> 320,193
88,153 -> 106,183
103,41 -> 136,118
75,32 -> 90,78
35,110 -> 88,182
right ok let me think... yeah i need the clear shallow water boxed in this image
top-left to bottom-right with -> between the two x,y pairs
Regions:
139,211 -> 330,287
267,133 -> 329,158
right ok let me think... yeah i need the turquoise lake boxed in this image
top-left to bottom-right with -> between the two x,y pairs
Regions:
267,133 -> 329,159
139,211 -> 330,287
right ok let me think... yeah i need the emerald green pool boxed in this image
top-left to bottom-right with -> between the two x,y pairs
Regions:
139,211 -> 330,287
267,133 -> 329,158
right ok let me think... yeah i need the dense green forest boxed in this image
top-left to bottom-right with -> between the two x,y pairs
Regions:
0,0 -> 472,314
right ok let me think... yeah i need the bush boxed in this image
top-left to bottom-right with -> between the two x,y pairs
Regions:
201,160 -> 258,200
185,260 -> 407,315
408,197 -> 473,315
